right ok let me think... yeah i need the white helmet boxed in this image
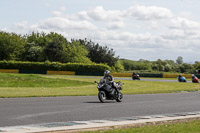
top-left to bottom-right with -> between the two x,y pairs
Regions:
104,70 -> 110,76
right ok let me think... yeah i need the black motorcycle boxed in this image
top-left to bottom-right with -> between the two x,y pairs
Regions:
95,79 -> 123,103
132,74 -> 140,80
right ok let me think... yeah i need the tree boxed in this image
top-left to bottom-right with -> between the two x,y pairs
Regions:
24,42 -> 43,62
62,40 -> 92,63
112,61 -> 124,72
26,32 -> 47,47
44,37 -> 66,62
176,56 -> 183,64
25,33 -> 93,63
194,61 -> 200,69
118,59 -> 151,71
176,63 -> 193,73
83,39 -> 118,66
164,64 -> 171,72
0,31 -> 25,60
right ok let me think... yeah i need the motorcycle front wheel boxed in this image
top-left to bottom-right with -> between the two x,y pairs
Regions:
116,92 -> 123,102
98,91 -> 106,103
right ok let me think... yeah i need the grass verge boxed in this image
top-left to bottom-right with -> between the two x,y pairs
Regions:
43,75 -> 200,94
0,73 -> 200,98
82,118 -> 200,133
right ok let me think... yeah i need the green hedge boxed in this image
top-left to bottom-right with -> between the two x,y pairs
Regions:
138,73 -> 163,78
195,74 -> 200,78
0,61 -> 111,73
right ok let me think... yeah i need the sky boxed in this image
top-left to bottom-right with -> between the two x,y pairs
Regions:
1,0 -> 200,63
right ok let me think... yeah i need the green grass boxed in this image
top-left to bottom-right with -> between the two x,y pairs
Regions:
122,80 -> 200,94
43,75 -> 200,94
0,73 -> 200,98
0,73 -> 92,87
82,119 -> 200,133
0,73 -> 94,97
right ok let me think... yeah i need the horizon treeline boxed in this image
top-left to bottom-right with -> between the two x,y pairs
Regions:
0,31 -> 120,69
0,31 -> 200,73
119,57 -> 200,74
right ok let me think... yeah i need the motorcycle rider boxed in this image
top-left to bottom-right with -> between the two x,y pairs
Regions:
103,70 -> 119,94
178,74 -> 182,82
178,74 -> 187,82
132,72 -> 136,77
132,72 -> 139,79
192,74 -> 199,83
192,74 -> 195,79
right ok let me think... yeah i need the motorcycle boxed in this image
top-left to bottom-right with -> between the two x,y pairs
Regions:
192,76 -> 199,83
95,79 -> 123,103
177,76 -> 187,82
132,74 -> 140,80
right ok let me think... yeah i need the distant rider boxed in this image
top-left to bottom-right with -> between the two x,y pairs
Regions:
178,74 -> 182,82
103,70 -> 119,94
132,72 -> 137,78
192,74 -> 199,83
132,72 -> 136,77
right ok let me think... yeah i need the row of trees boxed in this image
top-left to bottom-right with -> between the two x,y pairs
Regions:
1,31 -> 200,73
0,31 -> 119,69
120,57 -> 200,74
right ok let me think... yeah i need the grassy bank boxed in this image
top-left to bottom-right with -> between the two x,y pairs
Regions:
0,73 -> 92,87
0,73 -> 94,97
82,118 -> 200,133
0,73 -> 200,98
44,75 -> 200,94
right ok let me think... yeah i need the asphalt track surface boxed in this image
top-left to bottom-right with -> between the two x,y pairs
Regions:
1,92 -> 200,127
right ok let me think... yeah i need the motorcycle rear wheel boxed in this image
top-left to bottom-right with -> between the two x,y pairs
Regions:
98,91 -> 106,103
116,92 -> 123,102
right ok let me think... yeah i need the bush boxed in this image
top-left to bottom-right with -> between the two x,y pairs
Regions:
0,61 -> 111,73
119,59 -> 151,71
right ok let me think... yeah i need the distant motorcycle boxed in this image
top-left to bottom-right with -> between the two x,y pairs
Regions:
95,79 -> 123,103
177,76 -> 187,82
192,76 -> 199,83
132,74 -> 140,80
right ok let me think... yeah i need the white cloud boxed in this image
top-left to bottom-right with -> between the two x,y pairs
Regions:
5,21 -> 29,34
78,5 -> 173,22
161,17 -> 200,42
178,11 -> 194,20
13,21 -> 28,30
4,4 -> 200,62
126,5 -> 173,20
29,5 -> 200,62
33,17 -> 97,32
161,29 -> 186,40
78,6 -> 124,22
107,21 -> 125,29
169,17 -> 200,29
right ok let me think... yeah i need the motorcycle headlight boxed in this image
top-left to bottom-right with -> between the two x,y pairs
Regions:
97,84 -> 102,88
